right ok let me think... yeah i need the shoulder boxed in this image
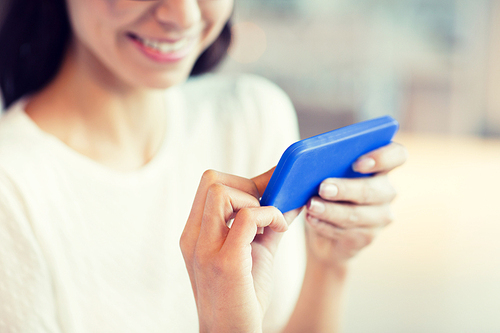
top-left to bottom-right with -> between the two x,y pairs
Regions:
179,74 -> 297,136
182,73 -> 287,97
179,74 -> 300,175
0,103 -> 49,176
181,73 -> 295,114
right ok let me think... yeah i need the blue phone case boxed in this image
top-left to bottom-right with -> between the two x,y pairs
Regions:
260,116 -> 399,213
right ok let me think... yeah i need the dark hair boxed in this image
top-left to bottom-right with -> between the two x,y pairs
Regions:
0,0 -> 232,110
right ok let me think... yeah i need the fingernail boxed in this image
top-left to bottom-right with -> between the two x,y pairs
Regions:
319,182 -> 338,198
257,227 -> 264,234
307,214 -> 319,225
353,156 -> 376,172
308,198 -> 325,214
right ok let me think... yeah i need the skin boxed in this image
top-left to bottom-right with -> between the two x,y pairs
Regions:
181,144 -> 408,333
283,144 -> 408,332
25,0 -> 233,171
23,0 -> 408,331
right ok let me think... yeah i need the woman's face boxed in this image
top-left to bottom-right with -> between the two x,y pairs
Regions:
65,0 -> 233,89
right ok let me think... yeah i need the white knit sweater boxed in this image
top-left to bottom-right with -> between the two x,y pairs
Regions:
0,74 -> 306,333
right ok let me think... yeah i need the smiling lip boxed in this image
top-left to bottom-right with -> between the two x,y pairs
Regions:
127,32 -> 197,63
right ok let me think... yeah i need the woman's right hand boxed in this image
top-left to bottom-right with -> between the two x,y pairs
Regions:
180,169 -> 292,333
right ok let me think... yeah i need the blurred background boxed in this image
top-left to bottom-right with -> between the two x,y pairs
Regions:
221,0 -> 500,332
222,0 -> 500,138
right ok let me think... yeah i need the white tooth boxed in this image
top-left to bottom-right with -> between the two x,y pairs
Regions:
151,41 -> 161,50
140,36 -> 188,53
171,41 -> 180,51
173,39 -> 187,51
159,44 -> 173,53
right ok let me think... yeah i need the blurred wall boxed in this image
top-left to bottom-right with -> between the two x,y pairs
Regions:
221,0 -> 500,138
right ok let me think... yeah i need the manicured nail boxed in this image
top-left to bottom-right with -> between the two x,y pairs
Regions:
308,198 -> 325,214
319,182 -> 338,198
353,156 -> 376,172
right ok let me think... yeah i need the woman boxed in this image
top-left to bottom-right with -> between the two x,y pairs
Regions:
0,0 -> 407,332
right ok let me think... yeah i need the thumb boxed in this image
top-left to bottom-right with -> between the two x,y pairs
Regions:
252,167 -> 275,198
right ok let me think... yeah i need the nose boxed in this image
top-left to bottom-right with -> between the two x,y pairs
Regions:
154,0 -> 202,31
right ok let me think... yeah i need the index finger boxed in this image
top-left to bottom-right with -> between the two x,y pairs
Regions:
182,170 -> 261,253
352,142 -> 408,174
187,170 -> 261,224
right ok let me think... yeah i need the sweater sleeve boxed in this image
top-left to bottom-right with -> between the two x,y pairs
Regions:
0,172 -> 61,333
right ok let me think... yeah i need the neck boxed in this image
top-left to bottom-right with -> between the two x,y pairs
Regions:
26,40 -> 170,171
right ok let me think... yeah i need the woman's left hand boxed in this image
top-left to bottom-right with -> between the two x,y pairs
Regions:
304,142 -> 408,266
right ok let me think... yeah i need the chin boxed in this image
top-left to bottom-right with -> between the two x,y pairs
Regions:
121,67 -> 192,90
149,71 -> 191,89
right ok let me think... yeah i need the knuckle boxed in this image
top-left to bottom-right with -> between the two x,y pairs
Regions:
179,232 -> 191,255
361,231 -> 375,247
207,182 -> 227,199
345,205 -> 360,228
236,207 -> 254,222
384,207 -> 395,226
361,182 -> 376,204
348,207 -> 360,225
201,169 -> 220,185
179,230 -> 197,264
399,145 -> 410,162
376,175 -> 397,202
387,186 -> 398,202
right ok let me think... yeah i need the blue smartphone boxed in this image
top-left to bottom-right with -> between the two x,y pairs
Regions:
260,116 -> 399,213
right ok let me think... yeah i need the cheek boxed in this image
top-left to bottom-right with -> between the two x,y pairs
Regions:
67,0 -> 147,49
200,0 -> 233,49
